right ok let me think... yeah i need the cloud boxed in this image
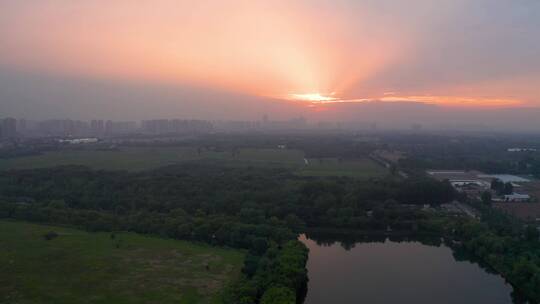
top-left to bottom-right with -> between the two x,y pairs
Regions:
0,0 -> 539,119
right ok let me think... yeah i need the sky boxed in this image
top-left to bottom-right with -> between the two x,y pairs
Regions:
0,0 -> 539,125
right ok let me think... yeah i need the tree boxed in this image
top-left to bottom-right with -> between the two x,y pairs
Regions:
491,179 -> 514,195
481,191 -> 492,206
260,286 -> 296,304
390,164 -> 398,176
221,278 -> 257,304
284,214 -> 305,232
503,182 -> 514,195
532,162 -> 540,179
48,199 -> 66,209
251,237 -> 269,255
242,254 -> 260,277
525,225 -> 539,242
43,231 -> 58,240
491,179 -> 504,192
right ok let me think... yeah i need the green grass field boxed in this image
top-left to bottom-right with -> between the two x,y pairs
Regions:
0,146 -> 387,178
0,220 -> 244,304
0,147 -> 304,171
0,147 -> 202,171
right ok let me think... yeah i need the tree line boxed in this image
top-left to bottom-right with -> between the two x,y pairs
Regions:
0,164 -> 459,303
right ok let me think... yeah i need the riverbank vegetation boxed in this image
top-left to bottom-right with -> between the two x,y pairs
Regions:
447,202 -> 540,303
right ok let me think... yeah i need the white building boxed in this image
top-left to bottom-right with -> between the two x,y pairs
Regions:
58,138 -> 99,144
478,174 -> 530,183
504,193 -> 530,202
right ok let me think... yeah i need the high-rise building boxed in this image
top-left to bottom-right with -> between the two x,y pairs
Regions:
105,120 -> 113,135
91,120 -> 105,135
110,121 -> 137,134
1,117 -> 17,139
17,119 -> 27,134
142,119 -> 212,134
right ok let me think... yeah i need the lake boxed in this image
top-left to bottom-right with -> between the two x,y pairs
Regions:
300,234 -> 515,304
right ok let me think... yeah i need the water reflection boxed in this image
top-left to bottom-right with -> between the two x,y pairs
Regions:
300,232 -> 518,304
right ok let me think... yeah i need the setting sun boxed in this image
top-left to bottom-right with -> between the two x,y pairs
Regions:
289,93 -> 338,103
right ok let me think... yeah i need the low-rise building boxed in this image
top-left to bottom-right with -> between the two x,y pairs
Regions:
504,193 -> 530,202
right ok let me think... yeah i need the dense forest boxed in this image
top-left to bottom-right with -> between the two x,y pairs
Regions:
0,163 -> 456,231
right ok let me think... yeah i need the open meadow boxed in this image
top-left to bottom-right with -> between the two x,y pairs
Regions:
0,146 -> 387,178
0,220 -> 244,304
0,147 -> 208,171
0,147 -> 303,171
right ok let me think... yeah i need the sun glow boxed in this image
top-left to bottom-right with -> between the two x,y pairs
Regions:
286,92 -> 523,108
380,95 -> 523,108
289,93 -> 338,103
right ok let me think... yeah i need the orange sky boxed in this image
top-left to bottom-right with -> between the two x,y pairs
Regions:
1,0 -> 539,110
